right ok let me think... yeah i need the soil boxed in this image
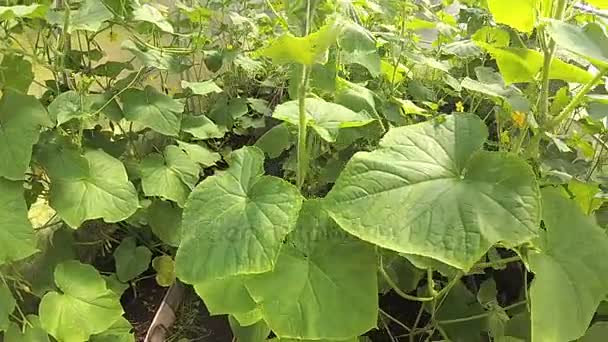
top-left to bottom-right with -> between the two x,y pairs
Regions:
122,277 -> 167,341
122,278 -> 232,342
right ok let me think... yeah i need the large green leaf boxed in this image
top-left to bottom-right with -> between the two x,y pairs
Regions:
580,322 -> 608,342
258,22 -> 342,65
181,115 -> 227,140
432,282 -> 488,341
0,54 -> 34,93
121,40 -> 187,72
0,178 -> 38,265
140,145 -> 200,206
176,141 -> 221,168
40,147 -> 139,228
194,276 -> 262,326
47,91 -> 95,125
0,90 -> 52,180
245,199 -> 378,340
586,0 -> 608,9
0,4 -> 47,20
4,315 -> 50,342
89,317 -> 134,342
39,261 -> 123,342
114,237 -> 152,282
487,0 -> 536,33
273,98 -> 374,142
50,0 -> 113,33
132,2 -> 173,33
120,85 -> 184,136
0,281 -> 15,331
529,188 -> 608,342
181,80 -> 222,96
147,200 -> 182,246
339,22 -> 381,76
175,146 -> 303,283
325,114 -> 541,271
545,21 -> 608,68
229,317 -> 270,342
479,44 -> 593,84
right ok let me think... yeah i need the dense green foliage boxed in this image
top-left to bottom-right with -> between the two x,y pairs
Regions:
0,0 -> 607,341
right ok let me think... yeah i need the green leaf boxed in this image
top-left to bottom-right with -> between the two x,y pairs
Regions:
339,22 -> 381,76
478,44 -> 593,84
325,114 -> 541,271
47,91 -> 93,125
40,147 -> 139,228
147,200 -> 182,246
121,86 -> 184,136
4,315 -> 50,342
64,0 -> 113,33
194,276 -> 262,326
432,282 -> 488,341
245,199 -> 378,340
175,146 -> 303,283
487,0 -> 536,33
273,98 -> 374,142
0,90 -> 52,180
104,274 -> 129,296
114,237 -> 152,282
529,188 -> 608,342
177,141 -> 221,168
586,0 -> 608,8
546,21 -> 608,67
39,261 -> 123,342
258,22 -> 342,65
181,80 -> 223,96
121,40 -> 188,72
0,54 -> 34,93
255,124 -> 294,158
580,322 -> 608,342
89,316 -> 134,342
0,4 -> 47,20
568,180 -> 603,215
0,178 -> 38,265
229,317 -> 270,342
132,3 -> 173,33
472,27 -> 510,47
152,255 -> 175,287
182,115 -> 227,140
0,281 -> 15,331
140,145 -> 200,206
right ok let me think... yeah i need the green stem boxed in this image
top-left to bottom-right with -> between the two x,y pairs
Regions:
470,255 -> 521,271
538,0 -> 567,124
550,69 -> 607,129
296,65 -> 310,190
436,301 -> 527,325
379,259 -> 435,302
379,308 -> 411,332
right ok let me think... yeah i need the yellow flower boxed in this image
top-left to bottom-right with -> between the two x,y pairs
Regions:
455,101 -> 464,112
511,111 -> 526,128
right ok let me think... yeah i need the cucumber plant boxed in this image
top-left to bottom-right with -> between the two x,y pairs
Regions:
0,0 -> 607,341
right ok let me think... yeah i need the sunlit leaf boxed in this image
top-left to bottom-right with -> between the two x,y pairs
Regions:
325,114 -> 540,271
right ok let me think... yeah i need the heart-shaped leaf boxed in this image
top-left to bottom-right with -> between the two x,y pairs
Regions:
0,178 -> 37,265
325,114 -> 541,271
175,146 -> 303,283
120,85 -> 184,136
114,237 -> 152,282
40,146 -> 139,228
530,188 -> 608,342
39,261 -> 123,342
273,98 -> 375,142
546,20 -> 608,68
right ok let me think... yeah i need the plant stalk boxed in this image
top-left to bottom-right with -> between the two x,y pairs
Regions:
550,69 -> 607,130
296,65 -> 310,189
538,0 -> 567,124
